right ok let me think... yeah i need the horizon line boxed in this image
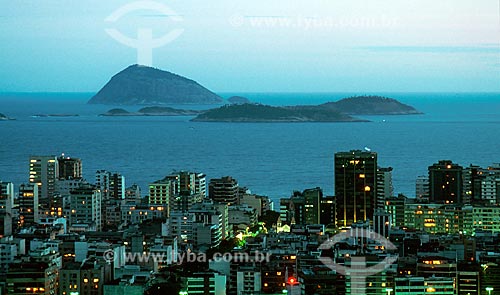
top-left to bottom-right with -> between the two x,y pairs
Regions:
1,91 -> 500,95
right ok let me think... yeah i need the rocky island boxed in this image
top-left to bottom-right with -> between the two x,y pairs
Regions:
191,104 -> 366,122
227,96 -> 252,104
324,95 -> 422,115
88,65 -> 224,105
101,106 -> 200,117
191,96 -> 421,122
32,114 -> 79,118
90,65 -> 421,122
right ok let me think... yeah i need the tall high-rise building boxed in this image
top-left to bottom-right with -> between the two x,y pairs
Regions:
279,188 -> 323,226
462,164 -> 500,205
376,167 -> 394,209
57,154 -> 82,180
428,160 -> 463,204
416,175 -> 430,200
29,155 -> 58,200
69,184 -> 102,231
334,150 -> 377,228
320,196 -> 336,226
148,171 -> 206,213
0,181 -> 14,210
167,200 -> 227,246
149,177 -> 175,206
190,200 -> 225,246
481,173 -> 500,205
384,194 -> 406,228
172,171 -> 206,212
95,170 -> 125,200
0,181 -> 14,236
302,188 -> 322,225
463,164 -> 485,203
177,171 -> 207,196
209,176 -> 239,205
18,183 -> 40,226
289,192 -> 305,225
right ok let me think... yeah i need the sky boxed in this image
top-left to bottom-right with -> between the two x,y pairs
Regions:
0,0 -> 499,93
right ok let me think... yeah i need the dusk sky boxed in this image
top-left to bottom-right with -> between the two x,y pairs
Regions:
1,0 -> 499,93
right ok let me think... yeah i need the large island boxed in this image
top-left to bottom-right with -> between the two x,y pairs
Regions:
191,104 -> 367,122
192,96 -> 421,122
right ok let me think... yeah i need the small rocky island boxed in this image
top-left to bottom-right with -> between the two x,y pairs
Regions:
88,65 -> 224,105
227,96 -> 252,104
324,95 -> 422,115
32,114 -> 79,118
101,106 -> 200,117
191,96 -> 421,122
191,104 -> 366,122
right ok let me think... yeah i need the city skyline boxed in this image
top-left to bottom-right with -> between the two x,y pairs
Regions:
2,150 -> 500,294
0,1 -> 499,93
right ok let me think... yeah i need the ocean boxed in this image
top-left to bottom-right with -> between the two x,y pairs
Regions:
1,92 -> 499,205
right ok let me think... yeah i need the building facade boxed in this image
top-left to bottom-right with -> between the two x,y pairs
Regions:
69,185 -> 102,231
428,160 -> 463,204
0,181 -> 14,236
335,150 -> 378,228
376,166 -> 394,209
57,155 -> 82,180
18,183 -> 40,226
209,176 -> 239,205
29,155 -> 58,201
96,170 -> 125,200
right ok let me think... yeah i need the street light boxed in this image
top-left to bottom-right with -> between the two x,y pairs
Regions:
385,287 -> 394,295
486,287 -> 494,295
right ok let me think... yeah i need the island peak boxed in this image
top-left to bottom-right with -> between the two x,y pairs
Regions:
88,65 -> 223,105
322,95 -> 422,115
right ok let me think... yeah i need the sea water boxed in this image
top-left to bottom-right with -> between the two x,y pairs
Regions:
0,92 -> 499,204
